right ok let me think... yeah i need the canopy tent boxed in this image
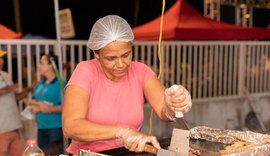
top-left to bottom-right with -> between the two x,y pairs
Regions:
0,24 -> 22,39
132,0 -> 270,40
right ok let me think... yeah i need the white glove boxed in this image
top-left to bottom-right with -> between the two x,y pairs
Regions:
163,84 -> 192,121
115,127 -> 160,152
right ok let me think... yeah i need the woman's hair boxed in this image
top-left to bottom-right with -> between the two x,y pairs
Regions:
42,53 -> 59,69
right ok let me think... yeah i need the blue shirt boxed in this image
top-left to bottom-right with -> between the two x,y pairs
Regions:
32,77 -> 65,129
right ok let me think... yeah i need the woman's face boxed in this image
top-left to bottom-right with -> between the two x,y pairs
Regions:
96,41 -> 133,81
38,55 -> 52,76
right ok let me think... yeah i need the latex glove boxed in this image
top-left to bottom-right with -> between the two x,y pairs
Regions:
115,127 -> 160,152
163,84 -> 192,120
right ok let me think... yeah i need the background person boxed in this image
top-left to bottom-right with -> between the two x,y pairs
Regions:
62,15 -> 192,154
23,53 -> 65,151
0,50 -> 33,156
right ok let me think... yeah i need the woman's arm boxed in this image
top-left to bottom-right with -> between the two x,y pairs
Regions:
15,86 -> 32,100
0,86 -> 13,95
62,85 -> 119,142
143,76 -> 171,121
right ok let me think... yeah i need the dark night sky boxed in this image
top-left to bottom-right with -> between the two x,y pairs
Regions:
1,0 -> 269,39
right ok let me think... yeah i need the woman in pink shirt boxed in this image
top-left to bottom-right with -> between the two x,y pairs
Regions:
62,15 -> 192,154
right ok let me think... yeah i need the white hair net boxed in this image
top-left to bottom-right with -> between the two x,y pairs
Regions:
87,15 -> 134,51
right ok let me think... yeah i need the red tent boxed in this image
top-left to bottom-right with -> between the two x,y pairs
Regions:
0,24 -> 22,39
132,0 -> 270,40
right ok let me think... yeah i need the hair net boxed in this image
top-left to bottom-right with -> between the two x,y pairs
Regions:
87,15 -> 134,51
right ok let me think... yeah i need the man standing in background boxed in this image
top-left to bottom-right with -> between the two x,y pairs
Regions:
0,50 -> 32,156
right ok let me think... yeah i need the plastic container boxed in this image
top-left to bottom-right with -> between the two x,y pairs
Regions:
23,139 -> 45,156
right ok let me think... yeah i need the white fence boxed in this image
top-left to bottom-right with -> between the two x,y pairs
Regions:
0,39 -> 270,102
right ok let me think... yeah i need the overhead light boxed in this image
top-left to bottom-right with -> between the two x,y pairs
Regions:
244,14 -> 251,18
240,4 -> 247,8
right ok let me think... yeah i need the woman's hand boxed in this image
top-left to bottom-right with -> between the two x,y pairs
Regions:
115,127 -> 160,153
30,105 -> 41,113
23,99 -> 53,113
38,102 -> 53,113
22,99 -> 38,106
163,85 -> 192,120
8,84 -> 19,91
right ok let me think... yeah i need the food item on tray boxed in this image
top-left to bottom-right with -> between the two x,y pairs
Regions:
219,142 -> 270,156
219,141 -> 248,154
190,126 -> 270,144
189,147 -> 202,156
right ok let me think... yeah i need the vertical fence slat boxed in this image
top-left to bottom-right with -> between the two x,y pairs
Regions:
17,45 -> 22,87
218,45 -> 223,96
182,45 -> 187,89
36,45 -> 41,81
171,45 -> 176,85
79,45 -> 83,62
247,45 -> 251,92
26,44 -> 32,87
213,45 -> 219,97
208,45 -> 213,97
62,45 -> 67,82
255,45 -> 260,93
228,45 -> 233,95
7,45 -> 12,78
147,45 -> 151,67
165,45 -> 170,87
266,44 -> 269,92
187,45 -> 192,91
153,45 -> 158,74
161,46 -> 165,85
176,45 -> 181,85
223,45 -> 229,96
134,44 -> 139,61
192,45 -> 198,99
265,45 -> 270,92
71,45 -> 75,71
258,45 -> 264,92
251,45 -> 256,93
140,45 -> 145,64
198,45 -> 203,99
203,45 -> 208,98
233,45 -> 238,95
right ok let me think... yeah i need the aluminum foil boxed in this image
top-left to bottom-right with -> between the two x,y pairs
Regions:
189,126 -> 270,156
190,126 -> 270,144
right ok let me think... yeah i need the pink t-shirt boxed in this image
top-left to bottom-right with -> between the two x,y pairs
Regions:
66,59 -> 155,154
